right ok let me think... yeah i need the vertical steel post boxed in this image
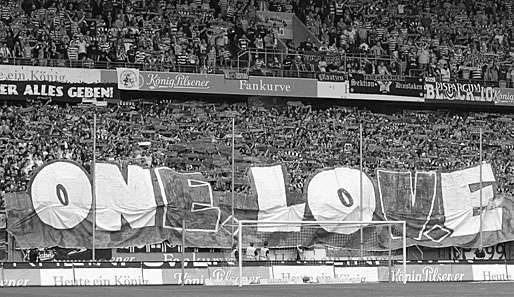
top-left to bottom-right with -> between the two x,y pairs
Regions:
231,118 -> 235,247
479,128 -> 483,250
238,221 -> 243,287
181,217 -> 186,286
92,112 -> 97,261
402,222 -> 407,284
388,224 -> 392,283
359,123 -> 364,260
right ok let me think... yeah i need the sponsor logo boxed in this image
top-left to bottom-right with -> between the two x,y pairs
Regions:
0,279 -> 30,287
277,272 -> 338,283
473,265 -> 514,281
481,270 -> 513,281
392,266 -> 465,282
0,68 -> 65,82
146,73 -> 210,90
119,69 -> 139,89
377,80 -> 392,93
491,88 -> 514,105
0,66 -> 101,83
52,275 -> 149,286
210,268 -> 262,284
171,272 -> 206,285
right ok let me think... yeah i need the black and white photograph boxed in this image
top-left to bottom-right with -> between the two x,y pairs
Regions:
0,0 -> 513,296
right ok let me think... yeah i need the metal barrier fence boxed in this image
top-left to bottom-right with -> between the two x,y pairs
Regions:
0,54 -> 511,88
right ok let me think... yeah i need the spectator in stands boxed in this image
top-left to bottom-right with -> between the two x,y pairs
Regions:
1,98 -> 513,210
1,0 -> 514,209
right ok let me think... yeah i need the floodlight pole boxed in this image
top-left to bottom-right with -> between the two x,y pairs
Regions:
359,123 -> 364,260
479,128 -> 483,250
231,117 -> 235,247
92,111 -> 97,261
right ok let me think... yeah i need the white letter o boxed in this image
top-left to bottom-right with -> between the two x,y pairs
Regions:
30,161 -> 92,229
307,168 -> 376,234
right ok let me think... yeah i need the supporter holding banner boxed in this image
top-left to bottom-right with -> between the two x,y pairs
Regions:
0,81 -> 119,102
349,73 -> 424,98
256,11 -> 293,39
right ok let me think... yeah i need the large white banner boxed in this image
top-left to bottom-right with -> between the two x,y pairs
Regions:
6,160 -> 513,250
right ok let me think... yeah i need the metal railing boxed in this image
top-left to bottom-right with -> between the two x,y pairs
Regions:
0,57 -> 217,74
0,55 -> 511,88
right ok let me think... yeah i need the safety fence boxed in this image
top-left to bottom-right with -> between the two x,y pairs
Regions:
0,54 -> 509,88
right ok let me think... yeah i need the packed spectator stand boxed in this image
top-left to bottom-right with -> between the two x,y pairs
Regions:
0,0 -> 512,85
1,99 -> 513,210
0,0 -> 513,262
0,0 -> 512,205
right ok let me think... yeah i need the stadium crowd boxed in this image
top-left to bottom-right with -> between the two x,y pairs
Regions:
297,0 -> 514,82
0,0 -> 512,84
0,99 -> 513,208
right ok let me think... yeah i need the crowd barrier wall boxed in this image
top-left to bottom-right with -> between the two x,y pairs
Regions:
0,261 -> 513,287
1,65 -> 513,106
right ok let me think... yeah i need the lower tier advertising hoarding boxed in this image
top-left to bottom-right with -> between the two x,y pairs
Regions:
0,263 -> 513,286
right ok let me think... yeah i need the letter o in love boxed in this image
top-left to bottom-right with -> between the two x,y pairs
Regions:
307,168 -> 376,234
30,161 -> 92,229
